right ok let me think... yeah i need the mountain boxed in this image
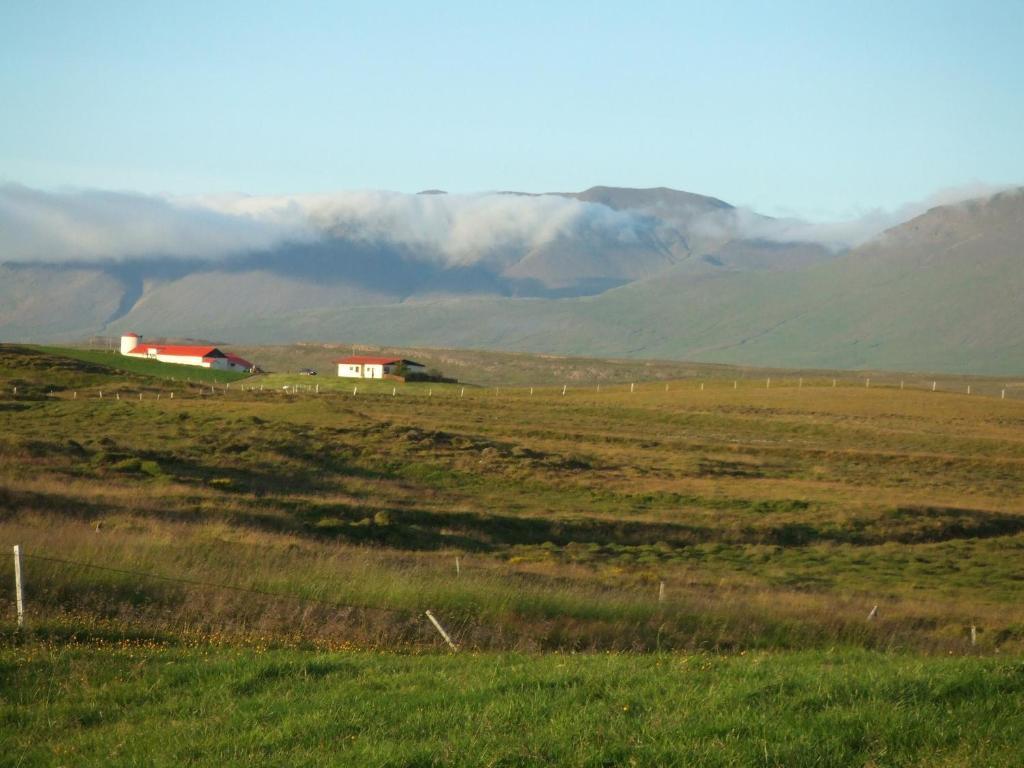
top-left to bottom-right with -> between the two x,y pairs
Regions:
2,186 -> 1022,374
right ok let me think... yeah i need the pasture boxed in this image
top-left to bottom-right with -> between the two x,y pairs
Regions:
2,343 -> 1024,765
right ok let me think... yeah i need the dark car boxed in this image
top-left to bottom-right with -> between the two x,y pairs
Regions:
298,368 -> 318,376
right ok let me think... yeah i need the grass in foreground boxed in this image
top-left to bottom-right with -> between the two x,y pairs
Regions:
2,645 -> 1022,767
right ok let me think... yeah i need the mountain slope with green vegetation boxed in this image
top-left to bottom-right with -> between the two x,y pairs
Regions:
5,188 -> 1021,374
120,189 -> 1022,374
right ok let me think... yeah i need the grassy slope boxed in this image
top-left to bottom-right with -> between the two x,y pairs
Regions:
5,344 -> 1024,763
108,191 -> 1024,375
4,647 -> 1024,767
3,343 -> 1024,653
30,346 -> 251,384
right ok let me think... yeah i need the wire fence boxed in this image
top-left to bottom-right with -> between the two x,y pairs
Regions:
1,548 -> 466,651
5,374 -> 1024,403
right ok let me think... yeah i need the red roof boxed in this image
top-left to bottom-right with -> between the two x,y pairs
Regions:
225,353 -> 254,368
334,356 -> 403,365
128,344 -> 221,358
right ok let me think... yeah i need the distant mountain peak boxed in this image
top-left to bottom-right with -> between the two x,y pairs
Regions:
569,185 -> 735,213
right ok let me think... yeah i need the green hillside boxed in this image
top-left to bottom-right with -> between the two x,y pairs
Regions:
31,346 -> 251,384
111,189 -> 1024,375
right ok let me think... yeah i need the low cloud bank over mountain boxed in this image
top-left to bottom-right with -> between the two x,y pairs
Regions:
2,183 -> 1022,374
2,182 -> 1008,266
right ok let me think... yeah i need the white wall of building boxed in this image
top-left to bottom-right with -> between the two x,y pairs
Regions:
338,363 -> 363,378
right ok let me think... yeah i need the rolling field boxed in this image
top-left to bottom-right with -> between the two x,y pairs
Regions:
2,343 -> 1024,765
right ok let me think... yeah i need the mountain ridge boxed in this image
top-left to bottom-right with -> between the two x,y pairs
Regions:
1,185 -> 1021,374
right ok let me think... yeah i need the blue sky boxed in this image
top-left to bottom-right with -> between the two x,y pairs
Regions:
1,1 -> 1021,219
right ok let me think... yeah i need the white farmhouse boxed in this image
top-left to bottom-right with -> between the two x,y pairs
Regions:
334,355 -> 427,379
120,333 -> 253,372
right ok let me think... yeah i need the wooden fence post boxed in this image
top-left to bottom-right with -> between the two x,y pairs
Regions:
425,610 -> 458,651
13,545 -> 24,628
658,581 -> 665,603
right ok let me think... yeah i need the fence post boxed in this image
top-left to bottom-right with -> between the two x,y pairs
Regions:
12,545 -> 24,628
425,610 -> 458,651
658,581 -> 665,603
455,556 -> 461,577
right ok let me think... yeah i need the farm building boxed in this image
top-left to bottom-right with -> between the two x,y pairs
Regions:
120,333 -> 254,372
334,355 -> 427,379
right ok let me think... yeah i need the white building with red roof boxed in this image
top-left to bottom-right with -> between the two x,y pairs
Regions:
120,333 -> 254,372
334,355 -> 426,379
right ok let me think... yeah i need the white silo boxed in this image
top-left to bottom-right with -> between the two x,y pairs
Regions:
120,333 -> 141,355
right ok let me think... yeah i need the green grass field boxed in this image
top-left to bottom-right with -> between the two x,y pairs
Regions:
4,646 -> 1023,767
2,343 -> 1024,765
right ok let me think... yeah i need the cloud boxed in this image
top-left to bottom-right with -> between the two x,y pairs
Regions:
0,182 -> 1014,265
0,184 -> 314,263
196,189 -> 645,266
0,184 -> 645,266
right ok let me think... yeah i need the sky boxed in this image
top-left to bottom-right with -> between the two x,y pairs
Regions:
1,1 -> 1022,220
